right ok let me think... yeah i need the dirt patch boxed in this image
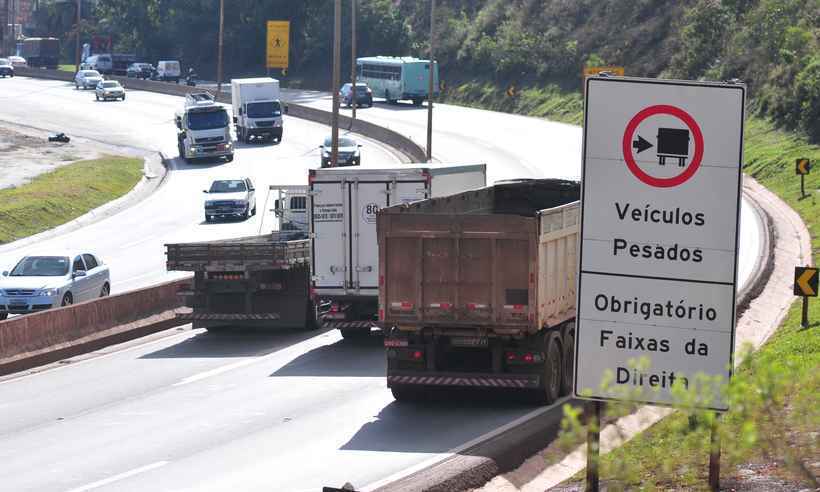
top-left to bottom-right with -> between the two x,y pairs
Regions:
0,122 -> 102,190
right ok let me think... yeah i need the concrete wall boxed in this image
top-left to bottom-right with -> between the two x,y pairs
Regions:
0,278 -> 189,365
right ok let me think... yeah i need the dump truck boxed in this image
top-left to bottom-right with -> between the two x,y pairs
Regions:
378,179 -> 581,403
309,164 -> 487,339
166,230 -> 316,330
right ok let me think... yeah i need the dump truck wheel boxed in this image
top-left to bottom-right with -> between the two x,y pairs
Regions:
561,328 -> 575,396
531,332 -> 562,405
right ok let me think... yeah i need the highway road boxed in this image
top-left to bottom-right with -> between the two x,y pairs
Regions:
0,79 -> 764,491
0,77 -> 400,294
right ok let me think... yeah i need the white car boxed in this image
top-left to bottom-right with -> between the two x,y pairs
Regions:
0,253 -> 110,319
95,80 -> 126,101
8,55 -> 27,67
75,69 -> 103,90
0,58 -> 13,78
203,178 -> 257,222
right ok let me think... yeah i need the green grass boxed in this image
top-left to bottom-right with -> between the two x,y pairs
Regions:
0,156 -> 143,244
442,80 -> 820,489
58,64 -> 77,72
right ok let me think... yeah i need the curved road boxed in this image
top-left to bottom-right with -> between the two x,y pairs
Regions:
0,79 -> 763,491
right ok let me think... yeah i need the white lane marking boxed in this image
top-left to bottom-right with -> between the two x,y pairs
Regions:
0,328 -> 202,386
64,461 -> 169,492
172,331 -> 340,387
172,357 -> 262,387
360,399 -> 568,492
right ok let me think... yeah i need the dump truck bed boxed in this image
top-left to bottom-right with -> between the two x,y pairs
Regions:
378,179 -> 580,336
165,232 -> 309,272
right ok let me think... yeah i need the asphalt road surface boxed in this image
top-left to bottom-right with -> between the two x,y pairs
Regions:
0,79 -> 763,491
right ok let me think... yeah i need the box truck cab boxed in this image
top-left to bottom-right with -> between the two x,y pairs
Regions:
231,78 -> 284,143
175,92 -> 234,163
271,185 -> 308,233
308,164 -> 486,339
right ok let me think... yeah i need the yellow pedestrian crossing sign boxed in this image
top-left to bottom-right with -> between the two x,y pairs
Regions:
796,158 -> 811,175
267,21 -> 290,69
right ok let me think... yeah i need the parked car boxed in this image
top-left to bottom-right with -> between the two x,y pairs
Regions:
0,253 -> 110,319
95,80 -> 126,101
154,60 -> 181,83
339,82 -> 373,108
8,55 -> 26,68
75,70 -> 103,90
0,58 -> 13,78
126,62 -> 154,79
320,135 -> 362,168
203,178 -> 257,222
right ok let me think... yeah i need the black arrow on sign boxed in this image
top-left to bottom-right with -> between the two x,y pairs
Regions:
632,135 -> 653,154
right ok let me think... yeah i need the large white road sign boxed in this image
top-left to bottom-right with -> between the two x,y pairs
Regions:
574,76 -> 745,410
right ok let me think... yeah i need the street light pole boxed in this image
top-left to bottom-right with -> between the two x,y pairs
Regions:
426,0 -> 435,162
74,0 -> 81,72
217,0 -> 225,94
331,0 -> 341,167
351,0 -> 357,121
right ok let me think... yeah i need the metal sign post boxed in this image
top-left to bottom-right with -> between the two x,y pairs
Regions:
585,401 -> 601,491
576,76 -> 745,489
796,158 -> 811,199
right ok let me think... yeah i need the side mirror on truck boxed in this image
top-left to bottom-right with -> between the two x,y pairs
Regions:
283,105 -> 289,115
233,116 -> 237,124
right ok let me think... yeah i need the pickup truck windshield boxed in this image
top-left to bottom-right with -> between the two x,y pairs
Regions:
10,256 -> 70,277
188,110 -> 229,131
247,101 -> 282,118
209,180 -> 247,193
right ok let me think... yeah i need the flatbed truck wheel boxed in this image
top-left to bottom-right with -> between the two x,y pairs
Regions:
305,300 -> 321,330
391,385 -> 424,402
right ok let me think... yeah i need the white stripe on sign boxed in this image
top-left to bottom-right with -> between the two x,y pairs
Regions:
65,461 -> 169,492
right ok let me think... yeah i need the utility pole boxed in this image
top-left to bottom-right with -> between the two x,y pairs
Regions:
331,0 -> 341,167
217,0 -> 225,94
1,0 -> 7,57
74,0 -> 81,72
426,0 -> 435,162
350,0 -> 357,121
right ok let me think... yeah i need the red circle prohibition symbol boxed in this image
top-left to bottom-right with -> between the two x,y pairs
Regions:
621,104 -> 704,188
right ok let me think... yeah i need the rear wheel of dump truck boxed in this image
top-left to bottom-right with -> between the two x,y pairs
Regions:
560,327 -> 575,396
530,332 -> 562,405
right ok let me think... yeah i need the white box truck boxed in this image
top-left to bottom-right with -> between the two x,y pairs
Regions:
308,164 -> 487,338
231,78 -> 284,143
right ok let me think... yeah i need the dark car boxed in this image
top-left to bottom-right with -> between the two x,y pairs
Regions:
126,62 -> 154,79
339,82 -> 373,108
0,58 -> 14,78
320,135 -> 362,168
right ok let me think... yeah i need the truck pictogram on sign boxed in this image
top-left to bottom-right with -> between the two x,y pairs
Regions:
622,104 -> 704,188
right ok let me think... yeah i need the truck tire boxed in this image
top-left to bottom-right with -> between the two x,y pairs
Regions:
391,385 -> 424,402
531,332 -> 562,405
225,153 -> 234,162
305,300 -> 321,330
340,328 -> 368,340
0,312 -> 8,321
560,328 -> 575,396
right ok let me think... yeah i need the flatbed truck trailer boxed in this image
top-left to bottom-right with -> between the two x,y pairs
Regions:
378,179 -> 581,403
166,232 -> 317,330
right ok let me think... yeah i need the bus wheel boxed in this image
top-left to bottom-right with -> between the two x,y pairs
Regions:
412,98 -> 423,106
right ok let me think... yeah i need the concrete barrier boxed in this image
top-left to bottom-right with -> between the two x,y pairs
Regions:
0,277 -> 190,375
16,67 -> 428,162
